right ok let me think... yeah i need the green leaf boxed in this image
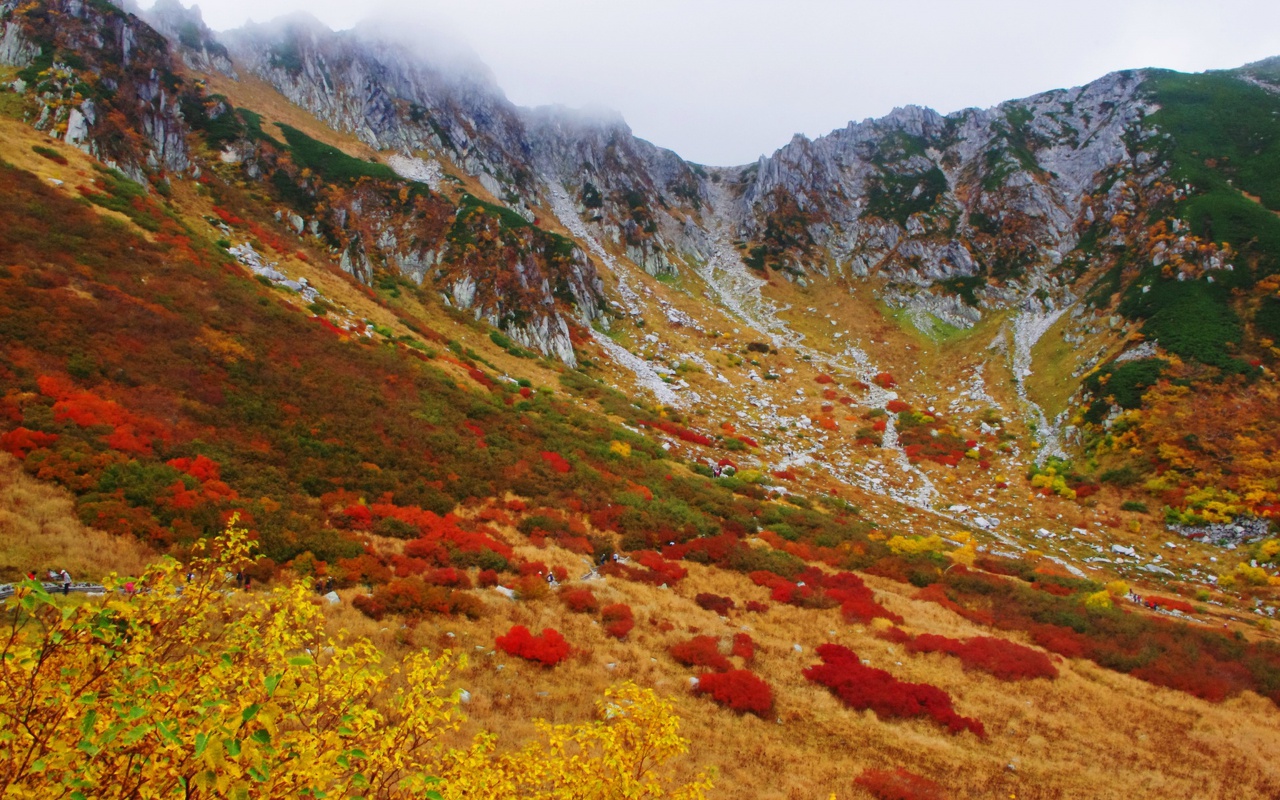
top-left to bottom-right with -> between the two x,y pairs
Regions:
241,703 -> 261,723
193,732 -> 209,758
251,728 -> 271,745
122,723 -> 153,745
79,709 -> 98,737
288,655 -> 314,667
264,674 -> 282,696
226,738 -> 242,757
157,721 -> 181,745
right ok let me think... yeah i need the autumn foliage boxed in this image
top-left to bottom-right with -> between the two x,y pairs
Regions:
670,635 -> 731,672
881,628 -> 1058,681
694,592 -> 736,615
854,767 -> 949,800
693,670 -> 774,717
0,519 -> 710,798
601,603 -> 635,639
495,625 -> 572,666
560,587 -> 599,613
804,644 -> 985,737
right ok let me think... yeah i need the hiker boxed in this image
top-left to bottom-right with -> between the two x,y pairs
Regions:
59,568 -> 71,596
325,576 -> 335,592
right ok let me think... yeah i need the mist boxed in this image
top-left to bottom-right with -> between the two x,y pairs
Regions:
155,0 -> 1280,166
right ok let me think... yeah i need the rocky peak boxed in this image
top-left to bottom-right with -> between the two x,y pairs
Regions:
139,0 -> 234,77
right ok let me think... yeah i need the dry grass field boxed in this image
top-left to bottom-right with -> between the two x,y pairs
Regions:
0,452 -> 155,582
305,533 -> 1280,800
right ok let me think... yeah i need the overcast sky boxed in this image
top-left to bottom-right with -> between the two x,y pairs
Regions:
168,0 -> 1280,166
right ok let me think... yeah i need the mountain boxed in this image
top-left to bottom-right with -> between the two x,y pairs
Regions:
1,0 -> 1279,796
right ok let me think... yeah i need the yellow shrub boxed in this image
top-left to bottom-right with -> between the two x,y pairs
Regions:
1106,580 -> 1130,597
1085,590 -> 1113,610
609,440 -> 632,458
1234,563 -> 1272,587
0,518 -> 712,799
886,534 -> 944,556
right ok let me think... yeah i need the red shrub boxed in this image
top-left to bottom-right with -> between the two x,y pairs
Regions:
518,561 -> 549,577
732,632 -> 756,662
1033,581 -> 1076,597
841,595 -> 905,625
1146,596 -> 1196,614
913,583 -> 967,616
905,634 -> 1058,681
477,569 -> 499,587
423,567 -> 472,589
745,600 -> 769,613
312,316 -> 346,336
166,455 -> 221,482
561,587 -> 599,613
1130,654 -> 1251,702
873,372 -> 897,389
633,551 -> 688,584
539,450 -> 572,473
803,644 -> 984,737
695,592 -> 736,616
670,635 -> 731,672
641,419 -> 714,447
1026,623 -> 1091,659
339,504 -> 374,530
351,577 -> 482,621
885,399 -> 911,414
814,374 -> 835,384
0,427 -> 59,458
854,767 -> 948,800
694,670 -> 774,716
601,603 -> 634,639
495,625 -> 571,666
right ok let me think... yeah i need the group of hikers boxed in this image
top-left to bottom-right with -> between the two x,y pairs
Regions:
23,568 -> 73,595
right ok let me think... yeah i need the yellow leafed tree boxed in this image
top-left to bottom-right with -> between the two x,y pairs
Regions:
0,517 -> 710,799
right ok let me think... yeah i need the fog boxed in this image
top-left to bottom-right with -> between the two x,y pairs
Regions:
159,0 -> 1280,166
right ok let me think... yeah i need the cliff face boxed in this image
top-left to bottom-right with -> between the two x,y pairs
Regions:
0,0 -> 190,180
220,15 -> 706,278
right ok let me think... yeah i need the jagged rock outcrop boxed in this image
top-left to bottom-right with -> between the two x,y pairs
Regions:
138,0 -> 235,77
0,0 -> 190,178
724,70 -> 1157,323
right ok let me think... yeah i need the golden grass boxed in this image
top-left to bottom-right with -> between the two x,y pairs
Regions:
0,453 -> 155,582
333,535 -> 1280,799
